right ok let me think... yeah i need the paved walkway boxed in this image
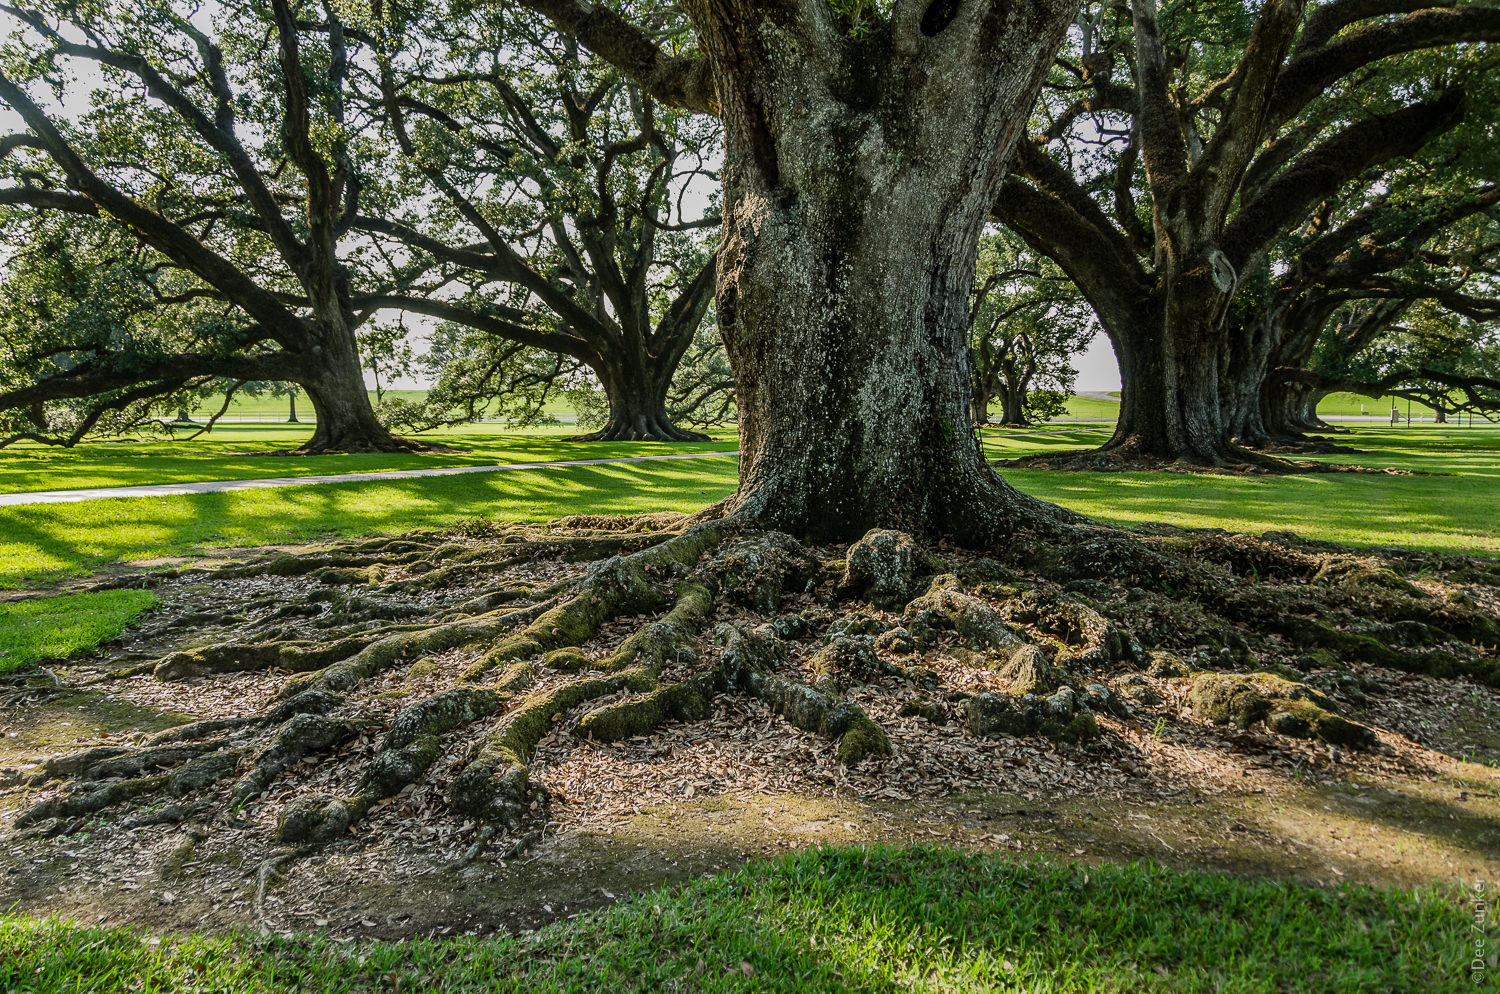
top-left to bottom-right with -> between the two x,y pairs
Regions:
0,450 -> 741,507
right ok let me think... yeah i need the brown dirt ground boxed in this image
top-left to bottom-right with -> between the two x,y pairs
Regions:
2,538 -> 1499,942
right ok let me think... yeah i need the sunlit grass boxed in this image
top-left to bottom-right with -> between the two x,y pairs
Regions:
0,846 -> 1474,993
990,425 -> 1500,557
0,424 -> 737,494
0,457 -> 741,588
0,426 -> 1494,591
0,589 -> 157,674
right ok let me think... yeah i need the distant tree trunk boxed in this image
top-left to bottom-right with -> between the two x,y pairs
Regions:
175,408 -> 196,425
1221,313 -> 1281,447
298,331 -> 410,453
995,384 -> 1030,426
572,354 -> 710,442
287,393 -> 300,424
1094,289 -> 1246,464
970,393 -> 991,426
1433,404 -> 1448,424
1266,381 -> 1328,434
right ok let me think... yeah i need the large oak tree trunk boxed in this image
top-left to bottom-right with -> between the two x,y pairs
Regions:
1100,297 -> 1245,465
695,4 -> 1077,542
299,331 -> 410,453
996,384 -> 1030,426
1263,381 -> 1328,435
573,360 -> 710,443
1220,314 -> 1280,447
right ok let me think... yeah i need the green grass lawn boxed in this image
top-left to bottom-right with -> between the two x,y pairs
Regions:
0,589 -> 157,674
183,388 -> 431,421
0,424 -> 737,494
184,388 -> 595,422
1317,391 -> 1438,419
991,425 -> 1500,556
0,456 -> 742,589
0,845 -> 1476,993
0,425 -> 1495,590
1059,392 -> 1122,419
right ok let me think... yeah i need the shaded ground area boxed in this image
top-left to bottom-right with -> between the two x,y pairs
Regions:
2,518 -> 1498,945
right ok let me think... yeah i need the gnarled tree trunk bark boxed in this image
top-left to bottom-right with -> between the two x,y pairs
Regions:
1095,289 -> 1246,465
694,4 -> 1078,542
1220,312 -> 1280,447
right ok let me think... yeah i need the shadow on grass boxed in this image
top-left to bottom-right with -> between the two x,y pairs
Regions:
0,457 -> 742,588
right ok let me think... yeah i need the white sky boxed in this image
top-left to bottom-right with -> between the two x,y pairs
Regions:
1074,332 -> 1122,390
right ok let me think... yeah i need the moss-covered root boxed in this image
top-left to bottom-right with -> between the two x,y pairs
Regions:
278,613 -> 524,701
461,524 -> 730,681
15,749 -> 245,830
144,690 -> 343,749
27,738 -> 229,787
902,575 -> 1023,650
460,583 -> 659,682
738,669 -> 891,764
153,634 -> 385,681
274,673 -> 537,843
448,672 -> 654,826
1000,590 -> 1126,669
231,714 -> 363,806
1188,672 -> 1378,749
1278,617 -> 1500,686
576,671 -> 722,743
599,581 -> 713,673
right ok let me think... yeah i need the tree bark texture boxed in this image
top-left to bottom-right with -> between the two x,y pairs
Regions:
693,2 -> 1078,540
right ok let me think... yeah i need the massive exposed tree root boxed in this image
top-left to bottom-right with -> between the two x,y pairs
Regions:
8,512 -> 1498,860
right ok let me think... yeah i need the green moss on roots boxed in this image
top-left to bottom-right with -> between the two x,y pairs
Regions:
18,514 -> 1495,857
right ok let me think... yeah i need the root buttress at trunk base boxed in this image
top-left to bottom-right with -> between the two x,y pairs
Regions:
6,512 -> 1498,869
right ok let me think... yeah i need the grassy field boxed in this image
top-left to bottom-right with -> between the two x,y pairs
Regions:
0,424 -> 736,494
2,424 -> 1492,992
185,389 -> 432,421
1059,392 -> 1122,419
0,845 -> 1475,993
0,589 -> 157,674
0,425 -> 1495,589
1317,391 -> 1439,418
993,425 -> 1500,556
0,455 -> 741,589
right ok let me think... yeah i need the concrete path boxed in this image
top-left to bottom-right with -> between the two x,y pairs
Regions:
0,450 -> 741,507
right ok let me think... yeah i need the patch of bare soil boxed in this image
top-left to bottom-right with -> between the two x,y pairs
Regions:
2,519 -> 1498,941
